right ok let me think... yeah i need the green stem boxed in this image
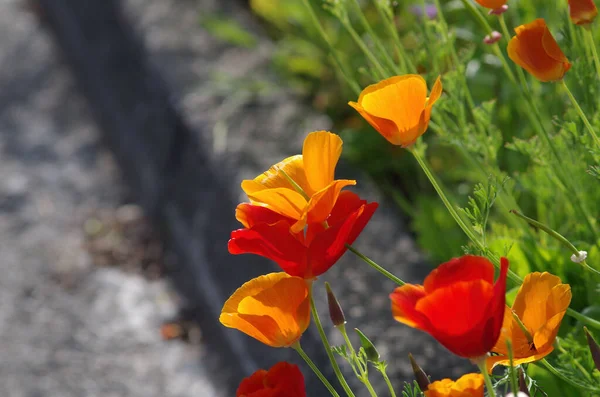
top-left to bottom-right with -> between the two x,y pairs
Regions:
340,18 -> 388,80
346,244 -> 405,286
510,210 -> 600,277
506,340 -> 519,395
372,0 -> 414,73
433,0 -> 480,132
538,359 -> 600,392
460,0 -> 516,83
584,27 -> 600,81
309,287 -> 357,397
293,342 -> 341,397
378,366 -> 397,397
351,0 -> 398,75
339,326 -> 377,396
477,360 -> 496,397
566,308 -> 600,329
560,79 -> 600,149
300,0 -> 361,95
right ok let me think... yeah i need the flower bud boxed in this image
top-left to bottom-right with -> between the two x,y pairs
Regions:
354,328 -> 380,363
325,282 -> 346,327
484,31 -> 502,45
409,353 -> 430,391
518,368 -> 530,396
584,327 -> 600,371
568,0 -> 598,25
488,5 -> 509,15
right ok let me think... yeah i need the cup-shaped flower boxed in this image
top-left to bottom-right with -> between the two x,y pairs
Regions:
473,0 -> 507,10
486,272 -> 571,371
424,373 -> 484,397
390,255 -> 509,358
236,362 -> 306,397
348,74 -> 442,147
230,191 -> 378,279
507,19 -> 571,82
569,0 -> 598,25
241,131 -> 355,233
220,272 -> 310,348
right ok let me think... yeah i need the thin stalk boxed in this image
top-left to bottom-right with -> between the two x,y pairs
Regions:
432,0 -> 485,136
346,244 -> 405,286
477,361 -> 496,397
309,286 -> 357,397
510,210 -> 600,276
301,0 -> 361,94
372,0 -> 414,72
340,18 -> 388,80
506,340 -> 519,395
378,367 -> 397,397
566,308 -> 600,330
538,359 -> 600,393
339,326 -> 377,397
461,0 -> 516,83
293,342 -> 341,397
584,27 -> 600,81
560,79 -> 600,149
351,0 -> 398,75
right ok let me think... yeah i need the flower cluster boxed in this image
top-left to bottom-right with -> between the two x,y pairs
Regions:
214,0 -> 600,392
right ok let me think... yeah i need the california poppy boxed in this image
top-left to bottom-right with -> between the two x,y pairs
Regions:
220,272 -> 310,348
568,0 -> 598,25
424,373 -> 484,397
473,0 -> 507,10
507,19 -> 571,82
349,74 -> 442,147
486,272 -> 571,371
236,362 -> 306,397
390,255 -> 509,358
229,191 -> 378,279
241,131 -> 355,233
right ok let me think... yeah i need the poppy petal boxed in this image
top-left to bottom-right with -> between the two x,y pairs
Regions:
291,179 -> 357,233
228,221 -> 307,277
246,187 -> 307,221
302,131 -> 343,193
512,272 -> 571,337
348,102 -> 402,145
390,284 -> 429,329
235,203 -> 296,228
423,255 -> 495,293
307,202 -> 378,277
220,273 -> 310,348
242,155 -> 311,195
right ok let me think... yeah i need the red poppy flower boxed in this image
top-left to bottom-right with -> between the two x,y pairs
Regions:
390,255 -> 509,358
236,362 -> 306,397
229,191 -> 378,279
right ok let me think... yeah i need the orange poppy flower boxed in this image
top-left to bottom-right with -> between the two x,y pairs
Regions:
220,272 -> 310,348
230,191 -> 378,279
486,272 -> 571,371
236,362 -> 306,397
424,373 -> 484,397
473,0 -> 507,10
568,0 -> 598,25
348,74 -> 442,147
390,255 -> 509,358
507,19 -> 571,82
241,131 -> 355,233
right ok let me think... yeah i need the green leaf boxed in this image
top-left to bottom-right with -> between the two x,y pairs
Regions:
200,15 -> 258,48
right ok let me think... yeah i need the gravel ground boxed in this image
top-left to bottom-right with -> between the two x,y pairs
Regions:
0,1 -> 222,396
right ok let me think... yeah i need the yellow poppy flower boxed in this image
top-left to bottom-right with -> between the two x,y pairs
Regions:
424,373 -> 484,397
241,131 -> 355,233
486,272 -> 572,371
348,74 -> 442,147
219,272 -> 310,348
